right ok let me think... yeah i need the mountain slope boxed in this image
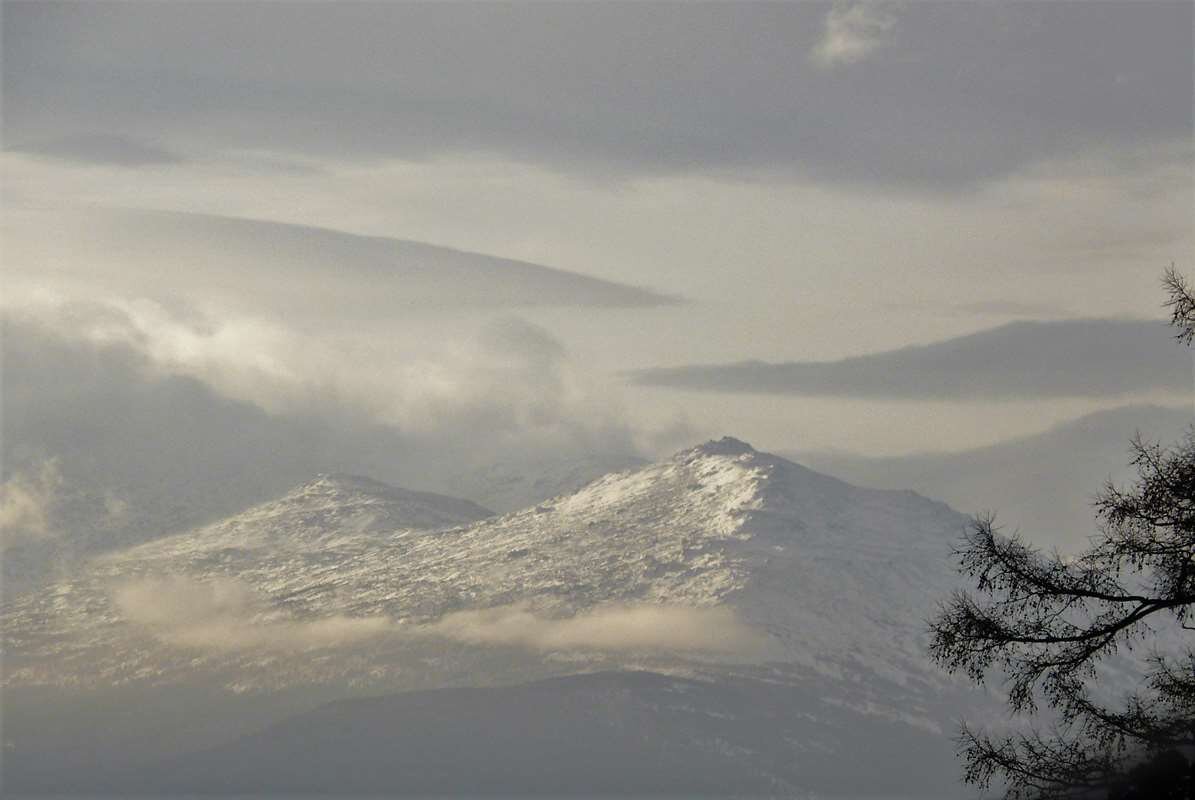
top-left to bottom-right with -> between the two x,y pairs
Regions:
157,472 -> 494,551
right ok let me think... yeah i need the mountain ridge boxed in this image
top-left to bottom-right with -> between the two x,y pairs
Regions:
3,437 -> 970,692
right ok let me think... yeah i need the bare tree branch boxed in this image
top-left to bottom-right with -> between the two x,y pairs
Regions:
928,269 -> 1195,799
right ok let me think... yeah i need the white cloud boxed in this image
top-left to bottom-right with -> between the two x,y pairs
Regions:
6,295 -> 637,458
113,577 -> 392,652
114,577 -> 772,659
423,602 -> 774,658
810,2 -> 897,68
0,460 -> 64,545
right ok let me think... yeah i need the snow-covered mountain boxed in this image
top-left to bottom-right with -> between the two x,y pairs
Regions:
1,438 -> 981,796
3,438 -> 968,686
150,472 -> 495,548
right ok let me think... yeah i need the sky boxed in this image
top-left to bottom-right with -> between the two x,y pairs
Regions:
2,0 -> 1192,477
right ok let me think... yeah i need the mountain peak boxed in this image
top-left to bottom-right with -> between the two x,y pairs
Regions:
689,436 -> 756,458
153,473 -> 498,550
299,472 -> 395,494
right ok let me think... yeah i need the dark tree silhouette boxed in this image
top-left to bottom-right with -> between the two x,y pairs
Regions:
929,271 -> 1195,799
1165,266 -> 1195,345
1106,748 -> 1195,799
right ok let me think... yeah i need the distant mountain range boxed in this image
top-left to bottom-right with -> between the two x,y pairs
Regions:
796,403 -> 1192,551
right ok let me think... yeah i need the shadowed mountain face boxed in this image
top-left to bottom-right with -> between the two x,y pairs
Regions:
18,671 -> 957,798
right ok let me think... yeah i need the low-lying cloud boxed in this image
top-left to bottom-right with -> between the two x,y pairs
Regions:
0,460 -> 63,545
425,602 -> 773,657
113,577 -> 772,659
113,577 -> 392,652
630,319 -> 1194,400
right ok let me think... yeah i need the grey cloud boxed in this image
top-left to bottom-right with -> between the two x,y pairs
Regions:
480,318 -> 568,370
207,150 -> 325,176
6,133 -> 182,166
1,311 -> 370,588
3,2 -> 1189,187
3,207 -> 678,311
882,299 -> 1071,318
955,300 -> 1070,318
810,2 -> 897,69
1046,219 -> 1195,264
630,319 -> 1194,400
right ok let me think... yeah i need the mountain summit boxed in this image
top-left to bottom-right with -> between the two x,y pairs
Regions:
692,435 -> 757,456
242,472 -> 493,534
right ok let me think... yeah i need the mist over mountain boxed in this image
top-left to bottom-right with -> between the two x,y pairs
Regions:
0,314 -> 645,594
